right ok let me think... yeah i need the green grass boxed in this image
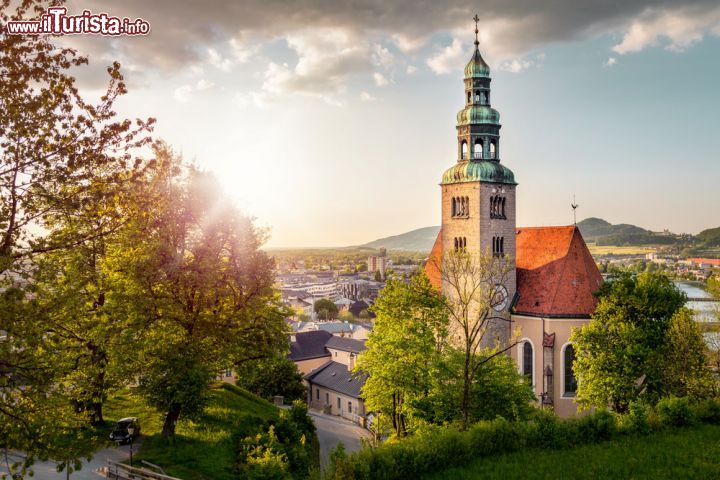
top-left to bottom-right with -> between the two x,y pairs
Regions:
423,424 -> 720,480
103,383 -> 279,480
587,243 -> 657,255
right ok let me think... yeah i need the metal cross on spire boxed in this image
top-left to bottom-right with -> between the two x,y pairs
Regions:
473,14 -> 480,46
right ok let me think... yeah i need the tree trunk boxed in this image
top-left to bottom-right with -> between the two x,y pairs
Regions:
161,404 -> 181,437
461,351 -> 471,430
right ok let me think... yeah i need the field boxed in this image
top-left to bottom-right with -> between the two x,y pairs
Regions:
423,424 -> 720,480
103,383 -> 280,480
586,243 -> 657,256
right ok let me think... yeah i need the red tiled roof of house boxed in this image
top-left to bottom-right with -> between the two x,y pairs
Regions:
688,258 -> 720,266
515,226 -> 603,317
425,231 -> 443,290
423,226 -> 603,317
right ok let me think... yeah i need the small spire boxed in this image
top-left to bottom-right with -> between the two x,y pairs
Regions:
473,14 -> 480,47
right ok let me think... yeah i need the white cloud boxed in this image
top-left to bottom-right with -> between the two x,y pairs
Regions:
497,59 -> 533,73
406,65 -> 418,74
372,44 -> 394,69
391,33 -> 427,53
360,91 -> 376,101
207,48 -> 234,71
426,38 -> 465,75
173,79 -> 216,102
612,7 -> 720,55
230,37 -> 260,63
373,72 -> 389,86
605,57 -> 618,66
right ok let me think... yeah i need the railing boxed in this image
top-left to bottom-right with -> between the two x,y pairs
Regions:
106,461 -> 183,480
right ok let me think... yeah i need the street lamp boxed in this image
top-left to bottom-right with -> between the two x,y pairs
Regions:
127,424 -> 135,467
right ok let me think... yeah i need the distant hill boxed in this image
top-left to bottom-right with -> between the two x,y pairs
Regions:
358,226 -> 440,251
697,227 -> 720,247
577,217 -> 675,246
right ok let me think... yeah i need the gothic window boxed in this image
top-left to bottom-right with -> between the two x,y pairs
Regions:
452,197 -> 456,217
500,237 -> 504,256
563,343 -> 578,396
522,341 -> 533,382
454,237 -> 459,250
463,237 -> 467,249
492,236 -> 505,257
474,139 -> 483,159
501,197 -> 506,219
461,141 -> 468,160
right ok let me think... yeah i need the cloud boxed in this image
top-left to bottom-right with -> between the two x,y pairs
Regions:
173,79 -> 215,102
372,44 -> 394,69
497,59 -> 533,73
426,38 -> 465,74
612,6 -> 720,55
360,91 -> 376,101
373,72 -> 389,86
605,57 -> 618,66
406,65 -> 418,74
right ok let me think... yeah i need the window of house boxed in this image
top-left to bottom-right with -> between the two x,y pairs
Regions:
337,397 -> 341,410
326,392 -> 329,404
348,401 -> 352,414
522,341 -> 533,382
563,344 -> 578,396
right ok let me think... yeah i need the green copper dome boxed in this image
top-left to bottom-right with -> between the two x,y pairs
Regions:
456,105 -> 500,125
464,47 -> 490,78
441,160 -> 516,185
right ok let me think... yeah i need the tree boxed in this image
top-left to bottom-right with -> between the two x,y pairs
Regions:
374,270 -> 383,282
104,146 -> 289,437
434,248 -> 516,429
571,272 -> 688,412
314,298 -> 338,320
662,308 -> 717,398
0,0 -> 152,469
357,274 -> 448,436
235,356 -> 306,402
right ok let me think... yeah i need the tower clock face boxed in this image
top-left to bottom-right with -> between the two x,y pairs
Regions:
491,284 -> 509,311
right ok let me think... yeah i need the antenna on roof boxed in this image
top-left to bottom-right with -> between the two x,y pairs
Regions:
571,195 -> 579,226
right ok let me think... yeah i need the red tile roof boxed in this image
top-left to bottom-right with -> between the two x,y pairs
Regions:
515,226 -> 603,317
425,231 -> 443,290
423,226 -> 603,318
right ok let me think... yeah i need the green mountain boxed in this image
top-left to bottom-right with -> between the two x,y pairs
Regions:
576,217 -> 649,242
359,226 -> 440,251
697,227 -> 720,247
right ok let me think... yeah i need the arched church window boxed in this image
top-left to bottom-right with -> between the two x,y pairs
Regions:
522,341 -> 533,381
467,92 -> 471,104
490,141 -> 497,159
563,343 -> 578,396
501,197 -> 506,219
454,237 -> 459,251
500,237 -> 504,256
474,90 -> 480,103
461,141 -> 468,160
490,196 -> 495,218
474,139 -> 483,159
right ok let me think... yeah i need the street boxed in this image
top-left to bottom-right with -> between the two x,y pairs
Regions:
1,441 -> 140,480
308,410 -> 372,469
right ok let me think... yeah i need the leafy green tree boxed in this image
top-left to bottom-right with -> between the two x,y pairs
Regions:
235,356 -> 306,402
104,146 -> 289,437
314,298 -> 338,320
662,308 -> 717,398
708,275 -> 720,299
572,272 -> 687,412
357,274 -> 448,436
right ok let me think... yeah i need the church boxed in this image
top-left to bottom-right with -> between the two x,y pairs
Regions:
424,23 -> 603,418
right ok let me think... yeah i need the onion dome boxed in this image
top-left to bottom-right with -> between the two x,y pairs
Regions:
464,46 -> 490,78
456,105 -> 500,126
441,160 -> 516,185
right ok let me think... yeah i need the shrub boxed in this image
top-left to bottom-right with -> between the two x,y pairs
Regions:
656,396 -> 695,427
575,409 -> 616,442
621,402 -> 650,435
692,398 -> 720,425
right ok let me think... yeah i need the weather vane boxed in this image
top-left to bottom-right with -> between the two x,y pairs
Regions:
571,195 -> 579,225
473,14 -> 480,46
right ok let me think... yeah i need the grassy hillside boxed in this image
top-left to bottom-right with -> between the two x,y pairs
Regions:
358,226 -> 440,251
104,383 -> 279,480
423,424 -> 720,480
698,227 -> 720,247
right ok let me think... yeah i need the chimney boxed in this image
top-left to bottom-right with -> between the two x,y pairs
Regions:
348,352 -> 356,371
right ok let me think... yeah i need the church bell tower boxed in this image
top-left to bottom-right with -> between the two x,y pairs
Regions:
439,16 -> 517,345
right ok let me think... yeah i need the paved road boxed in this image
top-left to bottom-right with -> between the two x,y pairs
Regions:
1,441 -> 141,480
309,410 -> 371,469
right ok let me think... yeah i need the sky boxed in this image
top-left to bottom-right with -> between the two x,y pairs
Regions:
52,0 -> 720,247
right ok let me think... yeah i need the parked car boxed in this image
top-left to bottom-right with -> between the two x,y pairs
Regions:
109,417 -> 141,444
